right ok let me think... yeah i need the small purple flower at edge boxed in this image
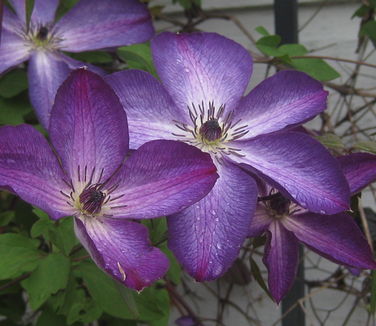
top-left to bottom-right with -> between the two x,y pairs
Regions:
105,32 -> 351,281
0,69 -> 218,291
1,0 -> 154,128
251,151 -> 376,303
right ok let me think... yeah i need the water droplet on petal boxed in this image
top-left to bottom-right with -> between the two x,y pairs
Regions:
216,243 -> 222,249
210,210 -> 216,216
184,68 -> 190,73
320,210 -> 326,214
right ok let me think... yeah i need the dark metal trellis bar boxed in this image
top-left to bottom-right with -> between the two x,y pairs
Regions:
274,1 -> 305,325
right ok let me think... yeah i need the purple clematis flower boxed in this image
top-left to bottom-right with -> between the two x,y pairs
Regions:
1,0 -> 154,128
105,32 -> 350,281
0,69 -> 218,290
251,152 -> 376,303
338,152 -> 376,194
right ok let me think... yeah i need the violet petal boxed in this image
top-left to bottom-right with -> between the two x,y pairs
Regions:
28,51 -> 71,129
338,152 -> 376,194
237,70 -> 328,139
31,0 -> 59,25
167,162 -> 257,281
0,9 -> 30,74
105,69 -> 185,149
8,0 -> 25,22
0,124 -> 73,219
105,140 -> 218,219
264,221 -> 299,304
74,217 -> 169,291
55,0 -> 154,52
49,69 -> 129,184
234,131 -> 350,214
249,204 -> 273,237
283,212 -> 376,269
151,32 -> 252,113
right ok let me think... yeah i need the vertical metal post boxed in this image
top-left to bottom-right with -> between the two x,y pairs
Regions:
274,0 -> 298,44
274,1 -> 305,326
281,250 -> 305,326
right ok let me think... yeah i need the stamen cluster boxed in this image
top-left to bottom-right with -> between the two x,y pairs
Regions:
172,102 -> 249,163
21,24 -> 62,50
59,165 -> 127,218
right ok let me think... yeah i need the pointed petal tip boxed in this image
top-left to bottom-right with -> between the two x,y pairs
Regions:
193,265 -> 224,282
75,218 -> 169,291
151,31 -> 252,113
168,163 -> 257,284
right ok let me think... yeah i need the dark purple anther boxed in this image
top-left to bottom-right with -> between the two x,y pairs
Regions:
79,184 -> 106,215
37,26 -> 49,41
270,193 -> 291,216
199,119 -> 222,142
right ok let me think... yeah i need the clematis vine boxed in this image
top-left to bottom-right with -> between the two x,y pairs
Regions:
0,69 -> 218,290
251,152 -> 376,303
106,32 -> 350,281
1,0 -> 154,128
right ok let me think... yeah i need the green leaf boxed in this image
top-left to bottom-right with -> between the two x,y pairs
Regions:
279,44 -> 308,56
143,218 -> 167,244
136,286 -> 170,322
354,141 -> 376,154
31,210 -> 51,239
0,211 -> 15,227
0,70 -> 28,98
75,261 -> 170,321
25,0 -> 35,28
21,253 -> 70,310
143,219 -> 181,284
74,261 -> 138,319
256,35 -> 282,57
371,270 -> 376,313
315,133 -> 344,150
47,218 -> 78,255
0,233 -> 42,280
361,20 -> 376,45
289,58 -> 340,81
255,26 -> 270,36
55,0 -> 79,20
250,257 -> 272,299
60,284 -> 102,325
149,315 -> 169,326
36,309 -> 66,326
31,209 -> 78,255
0,97 -> 32,125
352,5 -> 372,18
117,43 -> 157,76
115,282 -> 140,317
161,245 -> 181,285
69,51 -> 113,64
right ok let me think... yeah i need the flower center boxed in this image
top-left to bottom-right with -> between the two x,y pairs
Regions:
79,184 -> 106,215
172,102 -> 249,163
269,193 -> 291,216
36,26 -> 49,41
199,119 -> 222,143
21,23 -> 61,50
